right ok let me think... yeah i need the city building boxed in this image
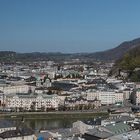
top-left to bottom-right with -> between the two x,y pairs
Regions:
6,93 -> 60,111
87,90 -> 124,105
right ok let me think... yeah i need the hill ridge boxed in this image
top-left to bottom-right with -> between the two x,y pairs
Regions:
0,37 -> 140,62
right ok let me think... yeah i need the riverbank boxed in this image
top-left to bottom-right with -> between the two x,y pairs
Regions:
0,111 -> 109,120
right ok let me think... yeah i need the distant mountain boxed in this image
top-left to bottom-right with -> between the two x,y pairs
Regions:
0,38 -> 140,62
0,51 -> 71,63
88,38 -> 140,61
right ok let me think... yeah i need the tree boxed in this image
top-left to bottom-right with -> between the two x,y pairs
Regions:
74,105 -> 79,110
79,104 -> 83,110
30,102 -> 36,111
41,106 -> 45,112
87,103 -> 92,110
19,107 -> 24,112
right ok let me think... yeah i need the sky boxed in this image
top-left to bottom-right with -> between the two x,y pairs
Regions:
0,0 -> 140,53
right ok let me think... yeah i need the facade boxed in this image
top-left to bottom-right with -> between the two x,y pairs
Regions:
86,90 -> 99,101
64,97 -> 88,109
99,91 -> 124,105
6,93 -> 60,111
87,90 -> 124,105
65,96 -> 101,109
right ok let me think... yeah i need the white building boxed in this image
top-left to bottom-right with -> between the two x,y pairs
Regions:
6,93 -> 60,111
87,90 -> 124,105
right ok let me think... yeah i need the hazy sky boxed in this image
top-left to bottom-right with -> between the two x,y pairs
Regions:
1,0 -> 140,53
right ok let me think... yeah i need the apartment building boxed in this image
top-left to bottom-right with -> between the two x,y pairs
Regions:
6,93 -> 59,111
87,90 -> 124,105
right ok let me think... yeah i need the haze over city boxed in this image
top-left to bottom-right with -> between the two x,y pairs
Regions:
1,0 -> 140,53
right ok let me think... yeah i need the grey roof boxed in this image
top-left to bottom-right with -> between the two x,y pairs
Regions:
0,129 -> 33,139
85,122 -> 132,139
52,82 -> 78,91
86,128 -> 113,139
17,93 -> 38,98
6,93 -> 57,99
104,122 -> 132,135
108,130 -> 140,140
6,93 -> 38,99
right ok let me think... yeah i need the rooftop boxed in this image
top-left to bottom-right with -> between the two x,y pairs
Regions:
0,128 -> 33,139
108,130 -> 140,140
85,127 -> 113,139
105,122 -> 132,135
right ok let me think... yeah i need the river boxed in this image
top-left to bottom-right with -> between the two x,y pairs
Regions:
1,112 -> 106,130
25,118 -> 80,130
5,117 -> 102,130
